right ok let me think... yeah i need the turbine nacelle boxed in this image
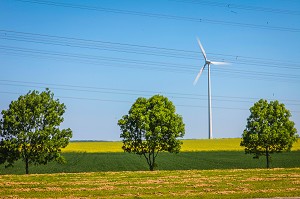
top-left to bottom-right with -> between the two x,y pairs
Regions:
193,36 -> 230,140
193,37 -> 229,85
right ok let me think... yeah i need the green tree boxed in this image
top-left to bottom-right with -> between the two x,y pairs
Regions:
118,95 -> 185,171
241,99 -> 298,168
0,89 -> 72,174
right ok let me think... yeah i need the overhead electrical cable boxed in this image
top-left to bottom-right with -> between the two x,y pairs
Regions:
0,82 -> 282,104
1,53 -> 299,84
1,91 -> 299,112
0,30 -> 197,55
170,0 -> 300,16
2,49 -> 299,82
1,45 -> 299,83
0,79 -> 299,105
12,0 -> 300,33
0,45 -> 197,72
1,30 -> 299,70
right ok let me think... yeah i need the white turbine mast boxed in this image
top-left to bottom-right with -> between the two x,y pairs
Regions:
193,37 -> 229,139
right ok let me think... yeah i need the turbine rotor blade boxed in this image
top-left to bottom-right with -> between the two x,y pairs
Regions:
210,61 -> 230,65
196,37 -> 207,61
193,64 -> 206,85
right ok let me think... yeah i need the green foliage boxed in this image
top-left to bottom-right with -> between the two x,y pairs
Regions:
241,99 -> 298,168
118,95 -> 185,170
0,89 -> 72,174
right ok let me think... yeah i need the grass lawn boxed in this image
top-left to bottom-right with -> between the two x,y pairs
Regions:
1,138 -> 299,198
1,138 -> 299,174
1,168 -> 299,198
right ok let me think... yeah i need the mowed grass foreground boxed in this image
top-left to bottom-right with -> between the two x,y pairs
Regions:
1,139 -> 300,198
1,168 -> 300,198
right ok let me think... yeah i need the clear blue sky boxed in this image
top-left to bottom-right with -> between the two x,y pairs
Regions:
0,0 -> 299,140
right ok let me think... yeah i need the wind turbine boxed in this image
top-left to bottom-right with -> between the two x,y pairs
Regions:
193,37 -> 228,139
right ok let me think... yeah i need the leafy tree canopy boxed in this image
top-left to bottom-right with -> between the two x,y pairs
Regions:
118,95 -> 185,170
241,99 -> 298,168
0,89 -> 72,174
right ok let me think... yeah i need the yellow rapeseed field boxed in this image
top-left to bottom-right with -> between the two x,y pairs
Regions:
63,141 -> 123,153
181,138 -> 243,151
63,138 -> 300,153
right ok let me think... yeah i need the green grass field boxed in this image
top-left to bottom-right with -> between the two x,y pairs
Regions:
1,168 -> 300,198
1,150 -> 300,175
1,138 -> 300,174
1,138 -> 300,198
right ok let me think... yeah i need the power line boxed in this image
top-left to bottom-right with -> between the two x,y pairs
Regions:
1,50 -> 298,84
1,29 -> 299,70
214,67 -> 300,80
0,91 -> 245,110
0,29 -> 196,56
0,45 -> 197,72
1,45 -> 299,83
170,0 -> 300,16
0,79 -> 299,105
0,82 -> 266,104
12,0 -> 300,33
2,90 -> 299,112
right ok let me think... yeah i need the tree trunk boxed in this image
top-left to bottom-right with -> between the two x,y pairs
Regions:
149,164 -> 154,171
149,152 -> 155,171
25,157 -> 29,174
152,150 -> 155,171
144,151 -> 156,171
266,147 -> 270,169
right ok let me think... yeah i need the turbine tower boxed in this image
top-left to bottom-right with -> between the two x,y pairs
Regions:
193,37 -> 228,139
